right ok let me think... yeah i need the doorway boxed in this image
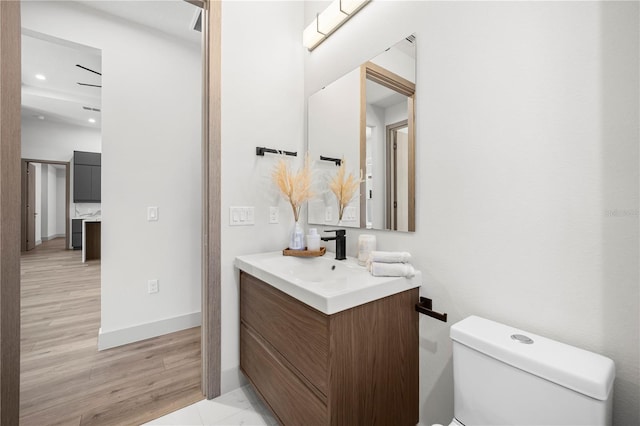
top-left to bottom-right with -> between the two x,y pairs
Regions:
20,159 -> 70,252
386,120 -> 409,231
0,1 -> 221,422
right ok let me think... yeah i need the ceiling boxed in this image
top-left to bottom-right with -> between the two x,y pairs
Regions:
22,31 -> 103,128
75,1 -> 202,45
21,0 -> 201,129
366,79 -> 407,109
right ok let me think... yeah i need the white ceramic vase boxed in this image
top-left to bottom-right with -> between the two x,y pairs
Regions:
289,220 -> 304,250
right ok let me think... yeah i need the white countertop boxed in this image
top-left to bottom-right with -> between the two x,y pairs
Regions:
235,251 -> 421,315
74,216 -> 101,222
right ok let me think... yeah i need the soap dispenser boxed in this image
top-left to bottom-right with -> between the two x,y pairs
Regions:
306,228 -> 321,251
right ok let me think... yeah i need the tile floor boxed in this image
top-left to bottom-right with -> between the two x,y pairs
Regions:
144,385 -> 277,426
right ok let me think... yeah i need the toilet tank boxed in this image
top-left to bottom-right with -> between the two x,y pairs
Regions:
450,316 -> 615,426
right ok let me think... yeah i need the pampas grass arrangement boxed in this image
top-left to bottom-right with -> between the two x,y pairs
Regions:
272,154 -> 314,222
328,159 -> 363,221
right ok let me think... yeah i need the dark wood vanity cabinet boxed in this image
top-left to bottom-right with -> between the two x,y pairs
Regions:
73,150 -> 101,203
239,271 -> 419,426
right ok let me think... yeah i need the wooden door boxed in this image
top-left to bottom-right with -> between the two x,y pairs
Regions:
26,162 -> 36,251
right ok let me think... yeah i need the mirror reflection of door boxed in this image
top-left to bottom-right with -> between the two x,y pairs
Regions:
362,60 -> 415,232
386,121 -> 409,231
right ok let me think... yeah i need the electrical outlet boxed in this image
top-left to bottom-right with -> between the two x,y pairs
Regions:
148,279 -> 159,294
147,206 -> 159,221
325,206 -> 333,222
269,206 -> 279,224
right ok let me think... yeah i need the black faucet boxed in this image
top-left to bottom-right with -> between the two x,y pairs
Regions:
321,229 -> 346,260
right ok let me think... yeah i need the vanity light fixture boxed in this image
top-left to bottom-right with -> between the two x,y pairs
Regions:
303,0 -> 370,51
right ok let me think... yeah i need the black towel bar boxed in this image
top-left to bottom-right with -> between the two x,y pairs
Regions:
415,297 -> 448,322
319,155 -> 342,166
256,146 -> 297,157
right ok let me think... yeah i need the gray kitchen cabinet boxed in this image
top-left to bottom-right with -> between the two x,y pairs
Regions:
72,219 -> 83,250
74,151 -> 101,202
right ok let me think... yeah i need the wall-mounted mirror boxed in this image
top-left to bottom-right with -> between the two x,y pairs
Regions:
307,34 -> 416,232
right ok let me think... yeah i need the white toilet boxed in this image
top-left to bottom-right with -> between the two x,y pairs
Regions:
448,316 -> 615,426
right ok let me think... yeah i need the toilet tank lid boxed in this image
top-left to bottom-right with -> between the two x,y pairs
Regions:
450,316 -> 615,401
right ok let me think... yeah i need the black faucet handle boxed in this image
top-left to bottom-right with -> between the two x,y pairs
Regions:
324,229 -> 346,237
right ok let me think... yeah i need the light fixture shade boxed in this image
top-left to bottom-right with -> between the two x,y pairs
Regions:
317,0 -> 349,35
303,19 -> 324,50
303,0 -> 370,51
341,0 -> 369,15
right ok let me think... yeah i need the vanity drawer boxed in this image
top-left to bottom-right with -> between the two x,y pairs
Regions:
241,324 -> 328,426
240,272 -> 329,396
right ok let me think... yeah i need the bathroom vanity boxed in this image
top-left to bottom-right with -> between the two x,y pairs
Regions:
235,252 -> 421,426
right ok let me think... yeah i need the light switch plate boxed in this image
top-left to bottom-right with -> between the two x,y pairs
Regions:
229,206 -> 255,226
148,279 -> 159,294
269,206 -> 279,224
147,206 -> 159,221
343,206 -> 356,221
325,206 -> 333,222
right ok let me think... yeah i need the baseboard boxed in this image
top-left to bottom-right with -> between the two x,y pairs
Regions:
220,366 -> 248,396
35,239 -> 42,246
42,234 -> 65,241
98,311 -> 201,351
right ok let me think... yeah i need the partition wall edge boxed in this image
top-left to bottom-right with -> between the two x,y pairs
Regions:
0,0 -> 22,423
201,0 -> 222,399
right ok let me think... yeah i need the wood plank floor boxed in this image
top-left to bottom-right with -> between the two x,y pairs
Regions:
20,238 -> 203,425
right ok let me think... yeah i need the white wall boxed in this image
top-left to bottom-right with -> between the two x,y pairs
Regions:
22,116 -> 101,161
40,163 -> 48,239
22,1 -> 203,348
366,103 -> 385,228
56,167 -> 65,235
307,68 -> 361,226
45,165 -> 66,239
304,2 -> 639,425
370,45 -> 415,84
220,1 -> 305,391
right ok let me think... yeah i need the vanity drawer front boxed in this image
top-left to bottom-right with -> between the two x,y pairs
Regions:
240,272 -> 329,396
241,324 -> 328,426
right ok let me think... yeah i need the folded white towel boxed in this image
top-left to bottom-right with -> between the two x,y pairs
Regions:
369,262 -> 415,278
368,251 -> 412,264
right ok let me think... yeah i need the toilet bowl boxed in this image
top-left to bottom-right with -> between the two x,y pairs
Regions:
447,316 -> 615,426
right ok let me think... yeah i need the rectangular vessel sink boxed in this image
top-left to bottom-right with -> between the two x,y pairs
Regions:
234,252 -> 421,314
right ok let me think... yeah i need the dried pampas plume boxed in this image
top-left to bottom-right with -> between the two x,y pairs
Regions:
272,154 -> 314,222
328,159 -> 363,221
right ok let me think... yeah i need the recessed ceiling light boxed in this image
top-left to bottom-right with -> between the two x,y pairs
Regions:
88,118 -> 96,123
35,74 -> 46,81
35,115 -> 45,120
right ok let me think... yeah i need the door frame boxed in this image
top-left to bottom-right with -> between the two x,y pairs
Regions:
200,0 -> 222,399
0,1 -> 22,423
385,120 -> 408,231
0,0 -> 222,421
21,159 -> 71,251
